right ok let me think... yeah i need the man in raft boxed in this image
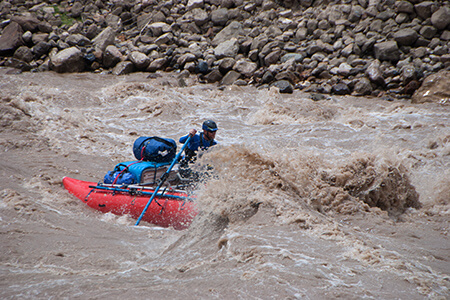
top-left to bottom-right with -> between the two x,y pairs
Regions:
178,120 -> 218,180
179,119 -> 218,163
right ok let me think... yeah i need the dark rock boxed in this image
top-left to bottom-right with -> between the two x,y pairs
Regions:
205,69 -> 223,83
4,57 -> 31,71
218,57 -> 236,75
261,70 -> 274,83
0,22 -> 24,55
353,77 -> 373,96
14,46 -> 33,63
332,82 -> 351,95
196,60 -> 209,74
11,16 -> 40,32
32,41 -> 51,58
112,61 -> 135,75
270,80 -> 294,93
394,29 -> 418,46
374,41 -> 400,62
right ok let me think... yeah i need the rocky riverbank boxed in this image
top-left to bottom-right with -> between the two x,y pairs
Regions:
0,0 -> 449,98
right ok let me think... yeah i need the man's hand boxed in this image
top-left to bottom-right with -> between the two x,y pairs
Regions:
188,129 -> 197,137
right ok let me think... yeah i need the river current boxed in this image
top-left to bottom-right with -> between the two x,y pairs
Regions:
0,69 -> 448,299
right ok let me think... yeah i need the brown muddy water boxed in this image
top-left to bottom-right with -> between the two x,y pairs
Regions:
0,68 -> 449,299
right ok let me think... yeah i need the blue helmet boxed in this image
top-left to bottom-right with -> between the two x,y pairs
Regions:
202,120 -> 218,132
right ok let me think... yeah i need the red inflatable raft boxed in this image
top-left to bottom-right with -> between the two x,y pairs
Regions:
63,177 -> 198,230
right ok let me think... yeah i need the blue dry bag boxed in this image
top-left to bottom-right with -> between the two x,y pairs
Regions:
103,163 -> 136,184
133,136 -> 177,163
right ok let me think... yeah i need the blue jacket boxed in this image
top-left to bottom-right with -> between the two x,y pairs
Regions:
179,132 -> 217,152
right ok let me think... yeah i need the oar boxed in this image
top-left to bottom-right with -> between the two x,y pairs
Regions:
135,135 -> 192,226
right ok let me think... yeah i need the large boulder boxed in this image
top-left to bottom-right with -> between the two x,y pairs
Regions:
393,29 -> 418,46
212,21 -> 244,46
0,22 -> 24,55
50,47 -> 85,73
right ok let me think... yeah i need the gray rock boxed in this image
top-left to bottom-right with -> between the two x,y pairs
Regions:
211,8 -> 229,26
148,22 -> 171,37
264,49 -> 281,66
353,77 -> 373,96
374,41 -> 400,62
14,46 -> 33,63
431,6 -> 450,30
0,22 -> 23,55
420,25 -> 437,40
205,69 -> 223,83
129,51 -> 150,69
187,0 -> 204,10
155,32 -> 174,45
50,47 -> 85,73
270,80 -> 293,93
11,16 -> 40,32
394,29 -> 418,46
218,57 -> 236,74
212,21 -> 244,46
112,61 -> 134,75
66,34 -> 91,47
177,53 -> 196,68
32,41 -> 51,58
192,8 -> 209,26
401,64 -> 417,84
105,14 -> 123,32
214,38 -> 239,59
4,57 -> 31,71
365,60 -> 386,86
93,27 -> 116,52
103,45 -> 122,68
233,59 -> 257,78
395,1 -> 414,14
220,70 -> 241,85
281,53 -> 303,63
147,57 -> 168,72
414,1 -> 434,20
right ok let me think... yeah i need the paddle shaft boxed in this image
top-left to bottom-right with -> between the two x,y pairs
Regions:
135,135 -> 192,226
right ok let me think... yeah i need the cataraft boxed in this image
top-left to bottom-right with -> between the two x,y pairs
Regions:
63,136 -> 198,230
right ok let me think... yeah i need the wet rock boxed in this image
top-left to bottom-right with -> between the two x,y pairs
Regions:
332,82 -> 351,95
0,22 -> 24,55
270,80 -> 294,93
4,57 -> 31,71
221,70 -> 241,85
147,57 -> 168,72
353,77 -> 373,96
204,69 -> 223,83
112,61 -> 135,75
412,69 -> 450,104
50,47 -> 85,73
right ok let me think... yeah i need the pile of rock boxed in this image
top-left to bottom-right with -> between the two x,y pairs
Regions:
0,0 -> 449,97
